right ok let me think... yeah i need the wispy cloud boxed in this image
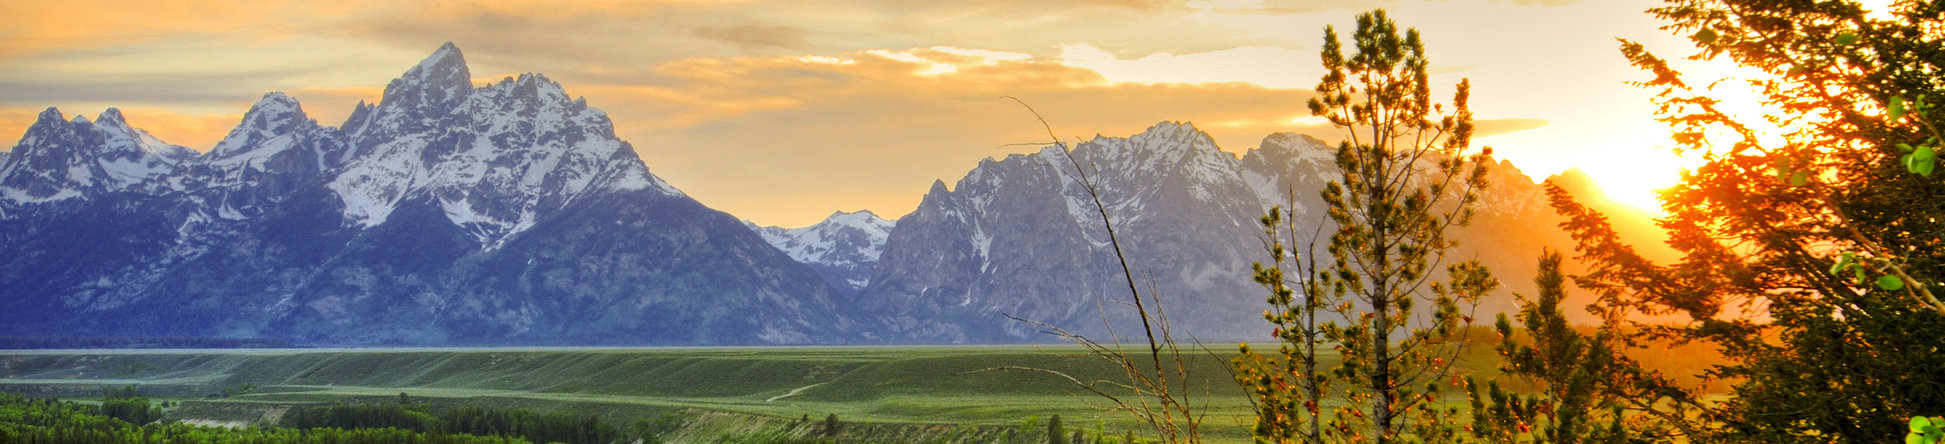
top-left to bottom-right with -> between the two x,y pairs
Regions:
583,47 -> 1320,225
692,23 -> 814,51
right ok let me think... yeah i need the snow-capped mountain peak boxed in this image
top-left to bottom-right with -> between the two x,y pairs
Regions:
209,92 -> 310,159
326,43 -> 679,248
91,107 -> 196,163
0,42 -> 860,347
752,210 -> 898,295
0,107 -> 193,209
1240,132 -> 1337,213
825,209 -> 895,231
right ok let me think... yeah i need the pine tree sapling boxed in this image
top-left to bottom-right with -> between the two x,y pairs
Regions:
1240,8 -> 1498,444
1465,251 -> 1632,443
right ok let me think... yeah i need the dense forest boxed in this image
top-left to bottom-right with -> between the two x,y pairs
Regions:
0,392 -> 530,443
0,390 -> 666,444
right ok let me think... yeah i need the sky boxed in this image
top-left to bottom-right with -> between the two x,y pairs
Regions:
0,0 -> 1785,227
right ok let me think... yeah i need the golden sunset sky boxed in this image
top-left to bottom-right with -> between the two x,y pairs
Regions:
0,0 -> 1829,227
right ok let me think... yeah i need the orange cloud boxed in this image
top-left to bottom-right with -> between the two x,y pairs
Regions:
284,86 -> 385,129
0,1 -> 309,60
116,108 -> 244,151
567,48 -> 1319,226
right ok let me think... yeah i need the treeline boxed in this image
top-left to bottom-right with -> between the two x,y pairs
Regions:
0,393 -> 525,444
0,336 -> 295,349
283,401 -> 618,444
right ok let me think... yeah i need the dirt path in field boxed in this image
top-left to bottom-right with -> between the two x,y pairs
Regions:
764,383 -> 822,403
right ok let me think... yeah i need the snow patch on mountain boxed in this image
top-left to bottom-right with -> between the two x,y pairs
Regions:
751,210 -> 896,293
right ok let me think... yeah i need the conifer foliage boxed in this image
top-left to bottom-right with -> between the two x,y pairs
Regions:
1235,9 -> 1497,443
1536,0 -> 1945,441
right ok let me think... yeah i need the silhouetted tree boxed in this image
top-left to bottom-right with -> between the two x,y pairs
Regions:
1549,0 -> 1945,441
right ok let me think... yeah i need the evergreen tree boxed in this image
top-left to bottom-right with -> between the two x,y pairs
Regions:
1238,8 -> 1497,444
1464,251 -> 1632,443
1549,0 -> 1945,441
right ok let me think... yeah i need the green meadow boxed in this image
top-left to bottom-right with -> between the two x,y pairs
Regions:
0,346 -> 1337,442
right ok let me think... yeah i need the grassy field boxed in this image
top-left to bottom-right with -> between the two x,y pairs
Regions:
0,344 -> 1508,443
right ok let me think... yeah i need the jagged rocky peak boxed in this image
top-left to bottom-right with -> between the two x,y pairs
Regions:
11,107 -> 88,154
1049,121 -> 1208,163
827,209 -> 894,229
1239,132 -> 1339,212
465,72 -> 614,140
91,108 -> 196,163
383,41 -> 473,113
1048,121 -> 1235,185
754,209 -> 897,263
753,209 -> 899,296
209,92 -> 313,159
1249,132 -> 1334,161
327,42 -> 677,246
0,107 -> 193,205
487,73 -> 573,105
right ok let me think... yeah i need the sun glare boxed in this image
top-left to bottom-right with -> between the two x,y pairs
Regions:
1579,155 -> 1696,215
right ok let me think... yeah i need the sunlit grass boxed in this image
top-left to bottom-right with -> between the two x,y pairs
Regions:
0,340 -> 1728,442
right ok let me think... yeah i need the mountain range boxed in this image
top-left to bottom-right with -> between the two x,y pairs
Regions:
0,43 -> 1597,346
0,43 -> 857,346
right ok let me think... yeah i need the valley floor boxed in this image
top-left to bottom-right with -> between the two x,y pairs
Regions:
0,346 -> 1291,443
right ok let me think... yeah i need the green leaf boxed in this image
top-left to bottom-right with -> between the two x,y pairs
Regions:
1833,252 -> 1856,275
1902,143 -> 1917,153
1836,32 -> 1859,45
1880,275 -> 1907,291
1857,266 -> 1869,283
1920,416 -> 1933,432
1789,169 -> 1810,186
1891,96 -> 1908,120
1694,28 -> 1718,44
1912,434 -> 1926,444
1908,145 -> 1938,176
